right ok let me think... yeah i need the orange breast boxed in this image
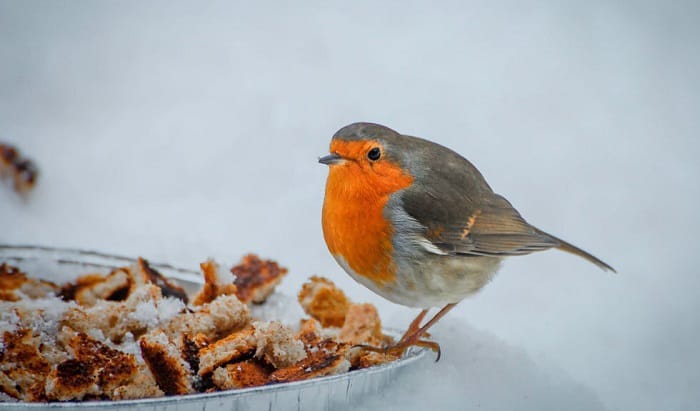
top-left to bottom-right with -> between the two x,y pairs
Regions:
321,141 -> 413,286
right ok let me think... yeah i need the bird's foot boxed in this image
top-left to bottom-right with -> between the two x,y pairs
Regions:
354,336 -> 442,362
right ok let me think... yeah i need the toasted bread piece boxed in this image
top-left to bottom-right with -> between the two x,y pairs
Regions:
253,321 -> 306,368
0,370 -> 20,400
0,143 -> 38,194
339,303 -> 383,346
59,273 -> 108,301
45,358 -> 100,401
198,326 -> 256,376
0,301 -> 71,373
62,284 -> 168,343
298,276 -> 350,327
268,340 -> 350,383
73,269 -> 130,307
139,330 -> 194,396
0,328 -> 50,401
181,333 -> 205,376
231,254 -> 287,304
0,263 -> 58,301
46,328 -> 151,401
212,359 -> 272,390
165,294 -> 250,341
357,351 -> 400,369
192,260 -> 238,306
297,318 -> 323,346
130,258 -> 188,303
110,363 -> 164,400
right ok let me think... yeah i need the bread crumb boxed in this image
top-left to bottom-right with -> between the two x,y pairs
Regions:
298,276 -> 350,327
253,321 -> 306,368
192,259 -> 238,306
232,254 -> 288,304
339,303 -> 383,346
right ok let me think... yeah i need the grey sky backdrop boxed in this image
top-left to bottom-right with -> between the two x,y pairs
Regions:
1,1 -> 699,410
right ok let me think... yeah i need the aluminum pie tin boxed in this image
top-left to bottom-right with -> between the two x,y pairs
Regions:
0,245 -> 431,410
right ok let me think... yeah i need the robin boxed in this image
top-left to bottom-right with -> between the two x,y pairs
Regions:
319,122 -> 614,359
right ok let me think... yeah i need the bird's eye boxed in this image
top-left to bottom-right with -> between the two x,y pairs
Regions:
367,147 -> 381,161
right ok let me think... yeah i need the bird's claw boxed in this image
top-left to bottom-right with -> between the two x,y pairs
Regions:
353,338 -> 442,362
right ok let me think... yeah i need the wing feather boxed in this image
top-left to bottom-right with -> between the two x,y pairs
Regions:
401,181 -> 557,257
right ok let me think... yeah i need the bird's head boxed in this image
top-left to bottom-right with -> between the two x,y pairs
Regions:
319,122 -> 414,198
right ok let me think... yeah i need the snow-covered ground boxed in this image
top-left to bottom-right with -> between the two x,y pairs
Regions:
1,2 -> 698,410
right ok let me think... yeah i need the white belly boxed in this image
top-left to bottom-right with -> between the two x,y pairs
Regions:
333,253 -> 502,308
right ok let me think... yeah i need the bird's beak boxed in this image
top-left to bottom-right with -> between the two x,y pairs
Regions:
318,153 -> 343,165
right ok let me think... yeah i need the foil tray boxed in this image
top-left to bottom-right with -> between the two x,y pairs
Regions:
0,245 -> 431,410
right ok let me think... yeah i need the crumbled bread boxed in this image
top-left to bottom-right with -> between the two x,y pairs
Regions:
181,332 -> 211,374
0,302 -> 71,394
0,263 -> 58,301
73,269 -> 130,306
0,308 -> 20,340
110,363 -> 164,400
45,328 -> 157,401
0,370 -> 20,399
0,255 -> 401,403
198,326 -> 256,376
189,333 -> 211,347
356,351 -> 400,369
212,360 -> 273,390
38,338 -> 70,370
192,259 -> 238,306
59,273 -> 109,301
269,342 -> 350,383
339,303 -> 384,346
253,321 -> 306,368
165,294 -> 250,341
297,318 -> 323,346
139,330 -> 194,396
181,334 -> 204,376
298,276 -> 350,327
129,258 -> 188,303
45,358 -> 100,401
0,329 -> 50,401
63,284 -> 166,343
231,254 -> 287,304
1,298 -> 72,345
61,302 -> 119,342
61,327 -> 126,363
0,143 -> 38,194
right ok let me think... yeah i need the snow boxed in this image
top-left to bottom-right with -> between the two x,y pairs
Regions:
249,292 -> 305,326
157,297 -> 186,322
0,309 -> 20,334
1,2 -> 699,410
116,332 -> 141,357
0,309 -> 20,350
129,300 -> 159,328
208,258 -> 237,284
128,295 -> 185,328
24,298 -> 73,340
0,297 -> 75,348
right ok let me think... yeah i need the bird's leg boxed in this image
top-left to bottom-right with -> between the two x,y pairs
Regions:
391,303 -> 457,360
355,303 -> 458,361
397,309 -> 429,344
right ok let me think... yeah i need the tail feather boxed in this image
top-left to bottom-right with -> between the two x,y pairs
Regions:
539,230 -> 616,273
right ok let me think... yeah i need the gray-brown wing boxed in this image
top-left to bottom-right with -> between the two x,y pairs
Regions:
393,134 -> 613,270
392,133 -> 558,257
400,169 -> 615,270
401,185 -> 558,257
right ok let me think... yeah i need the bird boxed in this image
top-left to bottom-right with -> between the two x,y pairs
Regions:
318,122 -> 614,359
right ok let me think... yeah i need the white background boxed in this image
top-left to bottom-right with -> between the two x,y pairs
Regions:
1,1 -> 698,410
